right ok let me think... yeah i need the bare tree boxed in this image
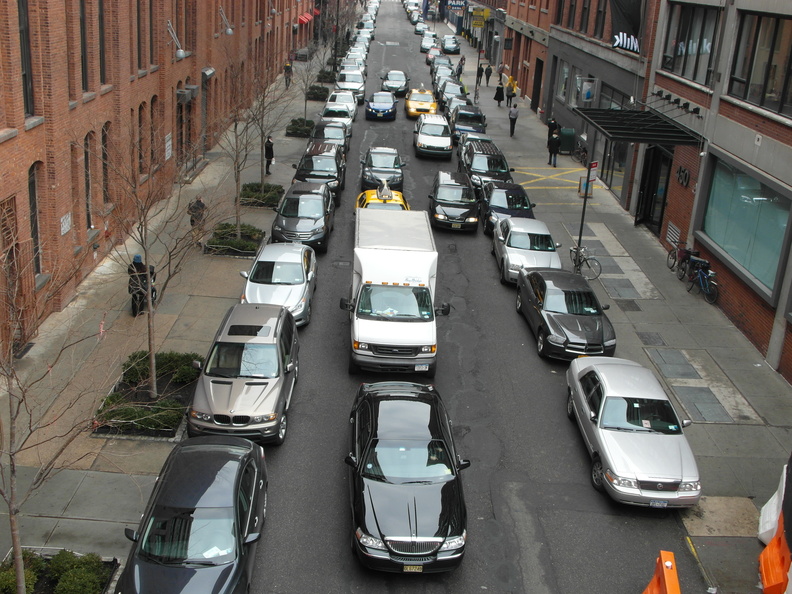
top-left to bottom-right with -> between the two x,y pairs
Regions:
291,42 -> 326,121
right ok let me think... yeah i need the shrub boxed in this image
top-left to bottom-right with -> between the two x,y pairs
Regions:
211,222 -> 264,242
47,549 -> 80,582
240,182 -> 284,207
316,69 -> 336,83
121,351 -> 202,386
306,85 -> 330,101
54,567 -> 102,594
286,118 -> 314,137
96,397 -> 184,432
121,350 -> 149,385
0,567 -> 35,594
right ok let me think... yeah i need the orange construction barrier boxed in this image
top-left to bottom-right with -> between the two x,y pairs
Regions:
760,514 -> 791,594
643,550 -> 682,594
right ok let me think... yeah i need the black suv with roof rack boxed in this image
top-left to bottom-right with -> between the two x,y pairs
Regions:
458,140 -> 515,198
292,142 -> 347,196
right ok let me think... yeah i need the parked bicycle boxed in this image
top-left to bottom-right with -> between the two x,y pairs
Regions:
570,141 -> 589,167
570,245 -> 602,280
473,85 -> 480,105
685,256 -> 719,304
666,241 -> 700,280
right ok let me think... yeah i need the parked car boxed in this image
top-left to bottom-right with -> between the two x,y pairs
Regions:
413,113 -> 453,158
430,55 -> 453,78
187,304 -> 299,444
425,47 -> 443,66
380,70 -> 410,96
443,95 -> 473,120
428,170 -> 478,232
480,181 -> 536,234
118,436 -> 268,594
414,21 -> 429,35
441,35 -> 460,54
269,183 -> 335,253
456,131 -> 494,158
458,140 -> 515,198
339,57 -> 367,76
409,10 -> 422,24
566,357 -> 701,507
420,36 -> 438,52
404,86 -> 438,118
360,146 -> 406,190
365,91 -> 398,120
449,104 -> 487,142
492,218 -> 561,283
516,268 -> 615,359
334,70 -> 366,104
308,121 -> 350,154
319,102 -> 355,134
345,382 -> 470,573
436,79 -> 468,111
292,142 -> 346,195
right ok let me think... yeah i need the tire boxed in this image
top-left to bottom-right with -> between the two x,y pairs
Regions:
686,274 -> 696,293
537,329 -> 548,358
581,153 -> 588,168
348,356 -> 360,374
500,261 -> 508,285
273,413 -> 288,446
303,303 -> 311,326
704,282 -> 719,304
566,390 -> 575,420
516,292 -> 523,314
666,248 -> 677,270
676,260 -> 688,281
590,457 -> 606,492
570,149 -> 581,163
581,257 -> 602,280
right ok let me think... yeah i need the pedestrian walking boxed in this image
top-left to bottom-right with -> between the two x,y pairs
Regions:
496,62 -> 505,82
505,76 -> 516,107
188,196 -> 206,247
494,82 -> 505,107
284,62 -> 292,89
548,130 -> 561,167
265,136 -> 274,175
484,64 -> 492,86
476,64 -> 484,86
456,61 -> 464,78
128,255 -> 156,317
547,117 -> 560,140
508,105 -> 519,137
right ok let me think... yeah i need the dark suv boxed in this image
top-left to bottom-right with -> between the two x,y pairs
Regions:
449,105 -> 487,143
428,171 -> 478,232
271,182 -> 335,252
458,140 -> 515,197
292,142 -> 346,196
308,121 -> 350,155
480,181 -> 536,235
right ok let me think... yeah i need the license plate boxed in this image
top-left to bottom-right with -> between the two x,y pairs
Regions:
451,223 -> 461,229
415,364 -> 429,371
403,565 -> 423,573
649,500 -> 668,508
377,113 -> 383,117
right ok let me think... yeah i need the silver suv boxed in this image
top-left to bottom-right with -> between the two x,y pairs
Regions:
187,304 -> 299,445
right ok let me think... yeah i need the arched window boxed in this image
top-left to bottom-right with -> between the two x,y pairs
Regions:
28,163 -> 42,274
101,122 -> 111,203
84,134 -> 94,229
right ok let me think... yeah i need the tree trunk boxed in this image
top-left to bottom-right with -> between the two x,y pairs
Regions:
146,268 -> 157,400
6,373 -> 26,594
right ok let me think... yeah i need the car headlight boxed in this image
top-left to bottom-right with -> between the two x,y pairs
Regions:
189,409 -> 212,422
508,262 -> 522,271
251,413 -> 278,423
434,213 -> 448,221
678,480 -> 701,492
471,175 -> 482,186
604,338 -> 616,347
604,470 -> 639,489
353,341 -> 370,351
364,172 -> 378,182
465,216 -> 478,223
547,333 -> 565,346
273,224 -> 283,232
440,531 -> 466,551
420,345 -> 436,353
327,180 -> 339,189
290,297 -> 307,314
356,528 -> 387,550
416,141 -> 427,148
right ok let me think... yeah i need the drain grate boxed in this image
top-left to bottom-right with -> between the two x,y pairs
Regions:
637,332 -> 665,346
615,299 -> 641,312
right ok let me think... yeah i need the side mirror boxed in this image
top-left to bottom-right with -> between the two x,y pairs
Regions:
589,410 -> 598,423
244,533 -> 261,545
344,454 -> 358,468
286,361 -> 295,373
435,302 -> 451,316
240,271 -> 249,279
124,528 -> 139,542
682,419 -> 692,428
340,298 -> 352,311
530,202 -> 537,208
555,242 -> 562,248
192,360 -> 202,370
458,458 -> 471,471
602,304 -> 610,310
292,163 -> 298,170
510,167 -> 516,172
360,159 -> 365,165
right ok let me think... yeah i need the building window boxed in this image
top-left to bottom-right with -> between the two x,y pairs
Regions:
138,104 -> 145,174
703,159 -> 790,290
579,0 -> 590,33
149,0 -> 155,65
99,0 -> 107,83
556,60 -> 569,101
662,3 -> 719,87
566,0 -> 577,29
80,0 -> 89,91
729,13 -> 792,117
554,0 -> 564,25
599,83 -> 629,109
18,0 -> 35,117
84,135 -> 93,230
150,96 -> 158,167
28,164 -> 42,274
101,123 -> 111,204
593,0 -> 606,39
137,0 -> 144,69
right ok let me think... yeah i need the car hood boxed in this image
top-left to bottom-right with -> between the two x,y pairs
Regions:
119,556 -> 237,594
367,102 -> 395,110
196,376 -> 281,416
275,215 -> 323,232
360,478 -> 463,539
505,248 -> 561,270
600,431 -> 699,482
455,122 -> 486,134
545,312 -> 606,343
354,317 -> 435,345
366,167 -> 402,180
244,281 -> 305,309
336,81 -> 364,92
321,116 -> 353,128
383,81 -> 407,90
434,203 -> 477,218
489,206 -> 534,219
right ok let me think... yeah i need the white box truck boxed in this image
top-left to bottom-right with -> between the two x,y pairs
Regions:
340,209 -> 450,377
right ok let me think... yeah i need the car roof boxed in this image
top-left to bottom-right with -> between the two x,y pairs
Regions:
218,303 -> 285,344
587,359 -> 669,402
467,140 -> 503,155
367,146 -> 399,156
254,242 -> 308,262
284,181 -> 328,196
408,88 -> 434,97
504,217 -> 551,234
455,104 -> 483,116
304,141 -> 343,155
533,268 -> 594,292
419,114 -> 449,124
362,382 -> 446,440
487,180 -> 526,191
313,120 -> 348,130
435,170 -> 472,186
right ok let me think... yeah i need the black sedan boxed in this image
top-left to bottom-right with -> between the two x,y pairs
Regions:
345,382 -> 470,573
360,146 -> 406,190
117,436 -> 268,594
480,181 -> 536,235
516,268 -> 616,359
380,70 -> 410,97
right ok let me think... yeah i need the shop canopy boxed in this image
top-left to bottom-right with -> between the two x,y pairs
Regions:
298,12 -> 313,24
574,107 -> 701,146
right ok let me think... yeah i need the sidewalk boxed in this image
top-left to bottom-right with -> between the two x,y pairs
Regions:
1,31 -> 789,593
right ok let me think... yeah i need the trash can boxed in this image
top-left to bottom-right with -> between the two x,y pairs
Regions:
559,128 -> 575,154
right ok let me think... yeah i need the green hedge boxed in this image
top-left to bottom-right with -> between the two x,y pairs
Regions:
211,222 -> 264,242
286,118 -> 314,137
240,182 -> 284,207
306,85 -> 330,101
122,350 -> 202,386
316,70 -> 336,83
96,393 -> 184,432
0,550 -> 111,594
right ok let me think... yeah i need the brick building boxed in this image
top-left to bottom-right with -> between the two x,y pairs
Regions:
0,0 -> 312,352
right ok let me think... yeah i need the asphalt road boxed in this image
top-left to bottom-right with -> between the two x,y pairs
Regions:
253,2 -> 710,591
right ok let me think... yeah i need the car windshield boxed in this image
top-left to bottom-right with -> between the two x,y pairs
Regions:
471,155 -> 509,173
356,285 -> 433,321
248,260 -> 305,284
435,67 -> 453,78
437,185 -> 475,204
315,126 -> 345,141
457,112 -> 484,125
409,92 -> 432,102
370,93 -> 393,103
140,506 -> 236,565
338,72 -> 364,83
205,342 -> 279,378
387,72 -> 406,81
361,439 -> 453,483
300,155 -> 337,173
323,108 -> 350,118
368,153 -> 398,168
543,288 -> 601,315
508,232 -> 555,251
365,202 -> 406,210
490,189 -> 532,210
278,196 -> 324,219
421,123 -> 450,137
600,397 -> 682,435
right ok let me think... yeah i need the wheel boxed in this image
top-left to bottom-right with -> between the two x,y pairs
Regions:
590,457 -> 606,492
293,358 -> 300,382
516,292 -> 522,314
581,153 -> 588,168
348,356 -> 360,374
273,413 -> 288,446
570,149 -> 581,163
569,247 -> 578,265
499,261 -> 508,285
581,257 -> 602,280
537,329 -> 548,358
686,274 -> 697,293
704,282 -> 719,304
676,259 -> 688,280
666,248 -> 677,270
303,303 -> 311,326
566,390 -> 575,420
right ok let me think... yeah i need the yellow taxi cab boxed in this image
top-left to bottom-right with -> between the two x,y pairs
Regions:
404,85 -> 438,119
355,181 -> 410,211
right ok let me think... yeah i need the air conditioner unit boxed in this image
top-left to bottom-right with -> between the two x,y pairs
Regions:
176,89 -> 192,104
293,23 -> 299,34
185,84 -> 200,99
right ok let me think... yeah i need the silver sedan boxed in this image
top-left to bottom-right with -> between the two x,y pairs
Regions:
492,218 -> 561,284
566,357 -> 702,508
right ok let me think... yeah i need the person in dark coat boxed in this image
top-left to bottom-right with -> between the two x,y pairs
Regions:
476,64 -> 484,86
547,117 -> 560,140
187,196 -> 206,247
494,82 -> 505,107
265,136 -> 274,175
547,131 -> 561,167
128,255 -> 156,316
484,64 -> 493,86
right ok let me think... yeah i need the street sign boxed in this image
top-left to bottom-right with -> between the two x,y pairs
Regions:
589,161 -> 598,182
447,0 -> 465,8
472,18 -> 484,27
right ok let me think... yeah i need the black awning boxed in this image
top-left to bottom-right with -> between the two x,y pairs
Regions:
573,107 -> 701,146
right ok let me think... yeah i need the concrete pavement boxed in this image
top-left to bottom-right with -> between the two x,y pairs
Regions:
1,24 -> 789,593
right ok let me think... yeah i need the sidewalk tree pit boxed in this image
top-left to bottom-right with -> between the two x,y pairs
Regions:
203,222 -> 264,256
239,182 -> 284,207
316,70 -> 336,84
94,351 -> 202,438
0,549 -> 116,594
286,118 -> 314,137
